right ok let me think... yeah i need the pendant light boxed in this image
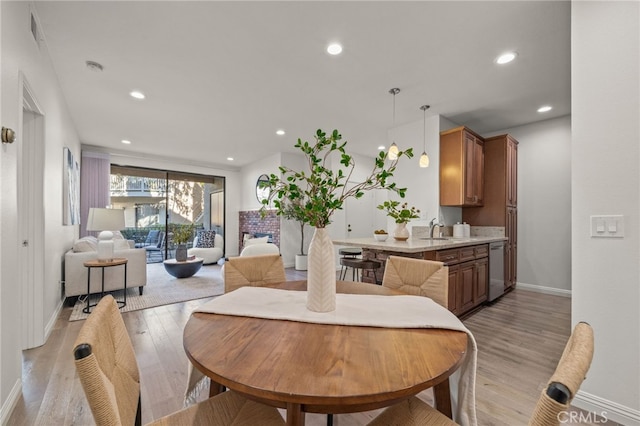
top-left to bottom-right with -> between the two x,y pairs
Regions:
419,105 -> 431,168
388,88 -> 400,160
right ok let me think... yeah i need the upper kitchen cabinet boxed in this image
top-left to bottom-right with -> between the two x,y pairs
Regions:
440,126 -> 485,206
463,134 -> 518,224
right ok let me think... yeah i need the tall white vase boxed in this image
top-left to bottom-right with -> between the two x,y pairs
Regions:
306,227 -> 336,312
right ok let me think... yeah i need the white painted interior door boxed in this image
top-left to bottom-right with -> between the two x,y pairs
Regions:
20,77 -> 46,349
344,188 -> 386,238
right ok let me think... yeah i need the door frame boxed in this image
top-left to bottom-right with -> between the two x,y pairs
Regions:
19,72 -> 46,349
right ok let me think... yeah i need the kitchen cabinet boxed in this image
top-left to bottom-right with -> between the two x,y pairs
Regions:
463,134 -> 518,291
425,243 -> 489,316
440,126 -> 484,207
506,206 -> 517,289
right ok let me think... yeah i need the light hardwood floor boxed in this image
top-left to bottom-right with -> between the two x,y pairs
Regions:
8,269 -> 616,425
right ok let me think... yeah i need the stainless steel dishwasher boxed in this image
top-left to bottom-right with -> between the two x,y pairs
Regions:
488,241 -> 505,301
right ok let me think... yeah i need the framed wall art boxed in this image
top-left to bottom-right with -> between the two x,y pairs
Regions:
63,147 -> 80,225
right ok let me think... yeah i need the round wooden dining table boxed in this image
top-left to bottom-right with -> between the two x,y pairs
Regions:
183,280 -> 468,425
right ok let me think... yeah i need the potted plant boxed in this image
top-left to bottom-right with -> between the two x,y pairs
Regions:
377,201 -> 421,241
261,129 -> 412,312
281,201 -> 309,271
169,223 -> 195,261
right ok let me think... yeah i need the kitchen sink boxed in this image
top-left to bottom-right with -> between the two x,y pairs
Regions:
419,237 -> 451,241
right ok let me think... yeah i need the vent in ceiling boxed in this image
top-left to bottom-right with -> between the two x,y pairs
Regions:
30,11 -> 41,48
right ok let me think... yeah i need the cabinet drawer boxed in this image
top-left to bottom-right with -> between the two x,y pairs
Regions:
460,247 -> 476,262
435,249 -> 459,265
474,244 -> 489,258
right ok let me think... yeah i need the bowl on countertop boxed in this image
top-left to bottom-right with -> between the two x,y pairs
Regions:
373,233 -> 389,241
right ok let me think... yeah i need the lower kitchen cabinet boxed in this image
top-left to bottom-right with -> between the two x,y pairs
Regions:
426,243 -> 489,317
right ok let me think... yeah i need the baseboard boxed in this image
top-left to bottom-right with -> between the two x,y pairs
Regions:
0,379 -> 22,426
573,390 -> 640,425
516,281 -> 571,297
44,299 -> 64,343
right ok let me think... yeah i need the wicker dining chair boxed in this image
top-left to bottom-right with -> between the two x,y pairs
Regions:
367,322 -> 594,426
73,295 -> 285,426
382,256 -> 449,309
224,254 -> 286,293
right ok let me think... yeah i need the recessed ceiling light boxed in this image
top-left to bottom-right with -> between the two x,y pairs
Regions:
129,90 -> 145,100
85,60 -> 104,72
276,129 -> 285,136
121,139 -> 131,145
327,43 -> 343,55
496,52 -> 517,65
227,157 -> 234,161
537,105 -> 552,113
378,146 -> 386,150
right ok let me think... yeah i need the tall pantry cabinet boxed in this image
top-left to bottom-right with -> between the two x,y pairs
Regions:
462,134 -> 518,290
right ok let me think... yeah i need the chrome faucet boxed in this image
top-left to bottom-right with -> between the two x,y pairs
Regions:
429,218 -> 444,238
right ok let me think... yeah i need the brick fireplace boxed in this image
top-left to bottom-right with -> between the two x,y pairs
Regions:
239,209 -> 280,250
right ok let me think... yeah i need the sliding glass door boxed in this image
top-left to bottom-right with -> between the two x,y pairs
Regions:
110,165 -> 225,262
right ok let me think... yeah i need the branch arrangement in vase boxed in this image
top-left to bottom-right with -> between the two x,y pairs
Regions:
259,129 -> 413,228
377,201 -> 421,224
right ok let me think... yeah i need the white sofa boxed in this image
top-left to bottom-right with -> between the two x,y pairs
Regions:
187,232 -> 224,264
64,236 -> 147,298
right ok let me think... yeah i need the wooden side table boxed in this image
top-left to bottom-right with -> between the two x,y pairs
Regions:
83,258 -> 128,314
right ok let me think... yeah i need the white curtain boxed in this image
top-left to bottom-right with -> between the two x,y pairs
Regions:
80,151 -> 111,237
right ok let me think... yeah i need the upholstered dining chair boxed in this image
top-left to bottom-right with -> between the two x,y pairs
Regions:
382,256 -> 449,309
367,322 -> 594,426
73,295 -> 285,426
224,253 -> 286,293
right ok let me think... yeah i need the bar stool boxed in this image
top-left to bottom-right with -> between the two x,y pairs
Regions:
339,257 -> 382,283
338,247 -> 362,280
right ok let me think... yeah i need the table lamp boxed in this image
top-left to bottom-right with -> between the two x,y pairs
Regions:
86,207 -> 126,262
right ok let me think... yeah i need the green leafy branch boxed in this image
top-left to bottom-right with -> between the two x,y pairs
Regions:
260,129 -> 413,228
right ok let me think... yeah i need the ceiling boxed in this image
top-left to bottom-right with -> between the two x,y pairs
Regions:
33,1 -> 571,169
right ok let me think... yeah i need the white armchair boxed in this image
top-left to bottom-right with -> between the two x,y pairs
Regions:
188,232 -> 224,264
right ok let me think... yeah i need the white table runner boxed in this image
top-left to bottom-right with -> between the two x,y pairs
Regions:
187,287 -> 477,426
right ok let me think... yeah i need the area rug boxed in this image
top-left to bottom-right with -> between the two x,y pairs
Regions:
69,263 -> 224,321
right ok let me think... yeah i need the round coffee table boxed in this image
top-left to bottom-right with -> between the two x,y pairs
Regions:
163,257 -> 203,278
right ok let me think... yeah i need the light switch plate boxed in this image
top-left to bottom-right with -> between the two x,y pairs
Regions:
590,215 -> 624,238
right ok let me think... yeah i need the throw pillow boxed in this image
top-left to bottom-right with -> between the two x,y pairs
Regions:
195,230 -> 216,248
244,236 -> 269,246
72,236 -> 98,252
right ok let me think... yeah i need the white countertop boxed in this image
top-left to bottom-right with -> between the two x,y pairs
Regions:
332,236 -> 507,253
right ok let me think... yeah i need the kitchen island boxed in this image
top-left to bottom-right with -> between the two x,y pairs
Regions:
332,235 -> 507,317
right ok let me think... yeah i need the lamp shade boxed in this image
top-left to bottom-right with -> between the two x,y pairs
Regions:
86,208 -> 125,232
86,208 -> 125,261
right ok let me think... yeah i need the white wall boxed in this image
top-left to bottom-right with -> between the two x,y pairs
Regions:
1,1 -> 81,418
388,115 -> 446,230
486,116 -> 572,294
240,152 -> 281,211
0,2 -> 4,420
571,2 -> 640,424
